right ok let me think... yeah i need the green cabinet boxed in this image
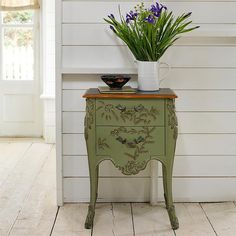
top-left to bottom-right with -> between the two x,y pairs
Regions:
83,88 -> 179,230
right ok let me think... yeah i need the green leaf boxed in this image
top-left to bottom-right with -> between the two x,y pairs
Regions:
104,5 -> 199,61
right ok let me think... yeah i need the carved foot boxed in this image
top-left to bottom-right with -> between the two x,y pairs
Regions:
85,205 -> 95,229
167,205 -> 179,230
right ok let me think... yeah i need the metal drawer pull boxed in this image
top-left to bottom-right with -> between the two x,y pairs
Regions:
115,104 -> 145,112
116,136 -> 145,148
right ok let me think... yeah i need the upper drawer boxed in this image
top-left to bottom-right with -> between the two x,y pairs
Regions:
96,99 -> 164,126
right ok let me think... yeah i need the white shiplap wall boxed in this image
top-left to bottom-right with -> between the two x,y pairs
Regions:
56,0 -> 236,204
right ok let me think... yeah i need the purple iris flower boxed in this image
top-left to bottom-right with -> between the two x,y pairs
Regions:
108,14 -> 118,26
161,3 -> 167,10
110,25 -> 117,33
126,10 -> 138,23
150,2 -> 167,17
184,12 -> 192,19
108,14 -> 115,19
144,15 -> 155,24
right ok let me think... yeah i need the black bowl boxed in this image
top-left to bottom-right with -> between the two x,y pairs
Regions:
101,75 -> 131,89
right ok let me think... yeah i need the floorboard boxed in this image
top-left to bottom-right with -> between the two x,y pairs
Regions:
201,202 -> 236,236
92,203 -> 134,236
51,204 -> 91,236
132,203 -> 175,236
112,203 -> 134,236
0,138 -> 45,143
0,142 -> 52,236
174,203 -> 216,236
8,146 -> 58,236
0,142 -> 32,187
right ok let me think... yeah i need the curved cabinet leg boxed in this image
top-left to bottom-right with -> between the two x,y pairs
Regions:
162,166 -> 169,210
85,166 -> 99,229
162,164 -> 179,230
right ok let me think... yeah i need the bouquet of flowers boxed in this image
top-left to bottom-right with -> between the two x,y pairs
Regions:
104,2 -> 199,61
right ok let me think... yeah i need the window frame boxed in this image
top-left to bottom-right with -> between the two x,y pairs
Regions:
0,10 -> 39,81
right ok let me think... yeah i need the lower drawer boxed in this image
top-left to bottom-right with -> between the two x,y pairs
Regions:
96,126 -> 165,162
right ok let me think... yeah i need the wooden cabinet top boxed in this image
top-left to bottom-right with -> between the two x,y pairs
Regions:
83,88 -> 177,99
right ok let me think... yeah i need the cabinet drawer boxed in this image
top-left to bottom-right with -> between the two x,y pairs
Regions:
96,126 -> 165,161
96,99 -> 164,126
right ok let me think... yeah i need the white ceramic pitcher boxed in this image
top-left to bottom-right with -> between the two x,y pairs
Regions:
136,61 -> 170,91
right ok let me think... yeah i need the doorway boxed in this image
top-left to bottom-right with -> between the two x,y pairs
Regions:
0,10 -> 42,137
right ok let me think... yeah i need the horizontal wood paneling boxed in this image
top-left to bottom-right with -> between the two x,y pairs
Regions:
62,1 -> 151,23
163,46 -> 236,68
63,68 -> 236,90
63,177 -> 236,202
63,133 -> 236,156
63,111 -> 236,134
63,134 -> 87,155
177,112 -> 236,133
158,178 -> 236,202
62,0 -> 236,1
176,134 -> 236,156
62,67 -> 136,74
63,156 -> 150,177
63,156 -> 89,177
63,155 -> 236,178
59,0 -> 236,203
62,24 -> 236,46
62,90 -> 236,112
62,112 -> 85,133
62,1 -> 236,24
176,91 -> 236,112
62,46 -> 135,70
62,46 -> 236,70
172,156 -> 236,177
162,68 -> 236,89
63,75 -> 137,89
177,37 -> 236,46
62,24 -> 121,46
62,90 -> 85,112
63,177 -> 150,202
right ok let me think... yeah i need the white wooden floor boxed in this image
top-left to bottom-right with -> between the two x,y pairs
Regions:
1,139 -> 236,236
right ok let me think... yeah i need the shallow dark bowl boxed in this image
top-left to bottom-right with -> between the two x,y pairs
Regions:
101,75 -> 131,89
